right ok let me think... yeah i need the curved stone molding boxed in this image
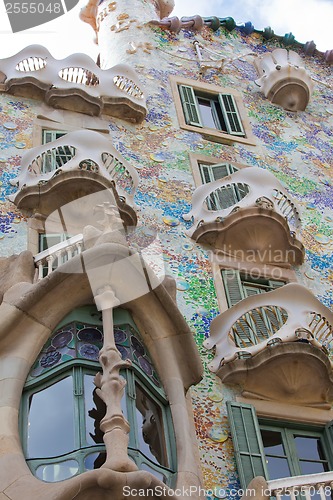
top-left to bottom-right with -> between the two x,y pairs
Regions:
204,283 -> 333,370
0,243 -> 203,499
0,45 -> 147,122
183,167 -> 304,265
254,49 -> 314,111
219,342 -> 333,408
9,130 -> 139,220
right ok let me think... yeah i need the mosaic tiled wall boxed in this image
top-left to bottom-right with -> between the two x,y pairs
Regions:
1,20 -> 332,499
103,23 -> 333,497
0,95 -> 37,256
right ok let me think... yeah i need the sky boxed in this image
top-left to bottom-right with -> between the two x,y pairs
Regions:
0,0 -> 332,61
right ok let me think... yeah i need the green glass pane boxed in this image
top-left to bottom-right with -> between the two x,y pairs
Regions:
36,460 -> 79,482
84,452 -> 106,470
27,376 -> 75,458
84,374 -> 106,446
135,383 -> 168,468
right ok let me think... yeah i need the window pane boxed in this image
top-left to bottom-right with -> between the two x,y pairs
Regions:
261,429 -> 286,457
84,451 -> 106,470
265,456 -> 291,480
36,460 -> 79,482
27,376 -> 75,458
294,436 -> 325,461
135,384 -> 168,467
84,375 -> 106,446
300,461 -> 329,475
197,98 -> 217,129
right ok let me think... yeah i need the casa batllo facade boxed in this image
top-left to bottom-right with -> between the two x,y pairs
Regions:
0,0 -> 332,498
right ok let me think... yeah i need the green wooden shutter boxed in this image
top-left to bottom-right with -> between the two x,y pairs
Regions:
199,164 -> 239,211
218,94 -> 245,136
267,280 -> 287,331
222,270 -> 255,347
243,285 -> 270,342
178,85 -> 202,127
227,401 -> 268,489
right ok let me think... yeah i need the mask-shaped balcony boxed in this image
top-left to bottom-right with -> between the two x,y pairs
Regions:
0,45 -> 146,122
183,167 -> 304,265
205,283 -> 333,408
9,130 -> 139,226
254,48 -> 314,112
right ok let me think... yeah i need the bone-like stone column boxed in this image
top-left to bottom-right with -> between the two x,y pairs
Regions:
94,285 -> 137,472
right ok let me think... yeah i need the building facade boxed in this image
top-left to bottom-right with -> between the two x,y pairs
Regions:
0,0 -> 332,498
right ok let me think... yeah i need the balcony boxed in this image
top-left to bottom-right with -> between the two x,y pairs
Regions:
204,283 -> 333,407
9,130 -> 139,225
183,167 -> 304,265
0,45 -> 146,122
34,234 -> 83,281
268,471 -> 333,500
254,48 -> 314,112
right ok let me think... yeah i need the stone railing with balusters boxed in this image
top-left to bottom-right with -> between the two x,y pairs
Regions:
9,129 -> 139,208
0,45 -> 146,121
183,167 -> 302,238
268,471 -> 333,500
204,283 -> 333,370
33,234 -> 84,281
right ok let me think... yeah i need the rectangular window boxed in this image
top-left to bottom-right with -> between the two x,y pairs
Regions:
171,77 -> 256,145
227,402 -> 333,489
42,130 -> 75,173
179,85 -> 245,136
221,269 -> 286,347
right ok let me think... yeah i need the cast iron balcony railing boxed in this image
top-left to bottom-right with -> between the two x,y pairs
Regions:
204,283 -> 333,370
0,45 -> 146,121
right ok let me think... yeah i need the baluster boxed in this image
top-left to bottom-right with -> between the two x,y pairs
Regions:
274,489 -> 283,500
55,250 -> 63,270
38,261 -> 44,281
302,486 -> 312,500
66,244 -> 73,262
46,255 -> 54,276
77,241 -> 83,254
318,483 -> 327,500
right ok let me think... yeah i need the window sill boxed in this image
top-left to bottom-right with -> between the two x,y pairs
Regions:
180,122 -> 257,146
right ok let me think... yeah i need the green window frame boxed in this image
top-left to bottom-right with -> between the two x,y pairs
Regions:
178,85 -> 245,137
20,307 -> 176,484
42,129 -> 75,173
227,402 -> 333,488
221,269 -> 286,347
198,162 -> 249,211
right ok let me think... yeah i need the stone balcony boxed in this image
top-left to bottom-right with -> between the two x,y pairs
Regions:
9,130 -> 139,225
0,45 -> 146,122
183,167 -> 304,265
247,470 -> 333,500
254,48 -> 314,112
204,283 -> 333,407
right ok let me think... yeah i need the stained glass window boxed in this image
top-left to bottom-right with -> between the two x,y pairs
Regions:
21,306 -> 175,484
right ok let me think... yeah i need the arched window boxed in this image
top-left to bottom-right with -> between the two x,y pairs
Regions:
20,306 -> 176,484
